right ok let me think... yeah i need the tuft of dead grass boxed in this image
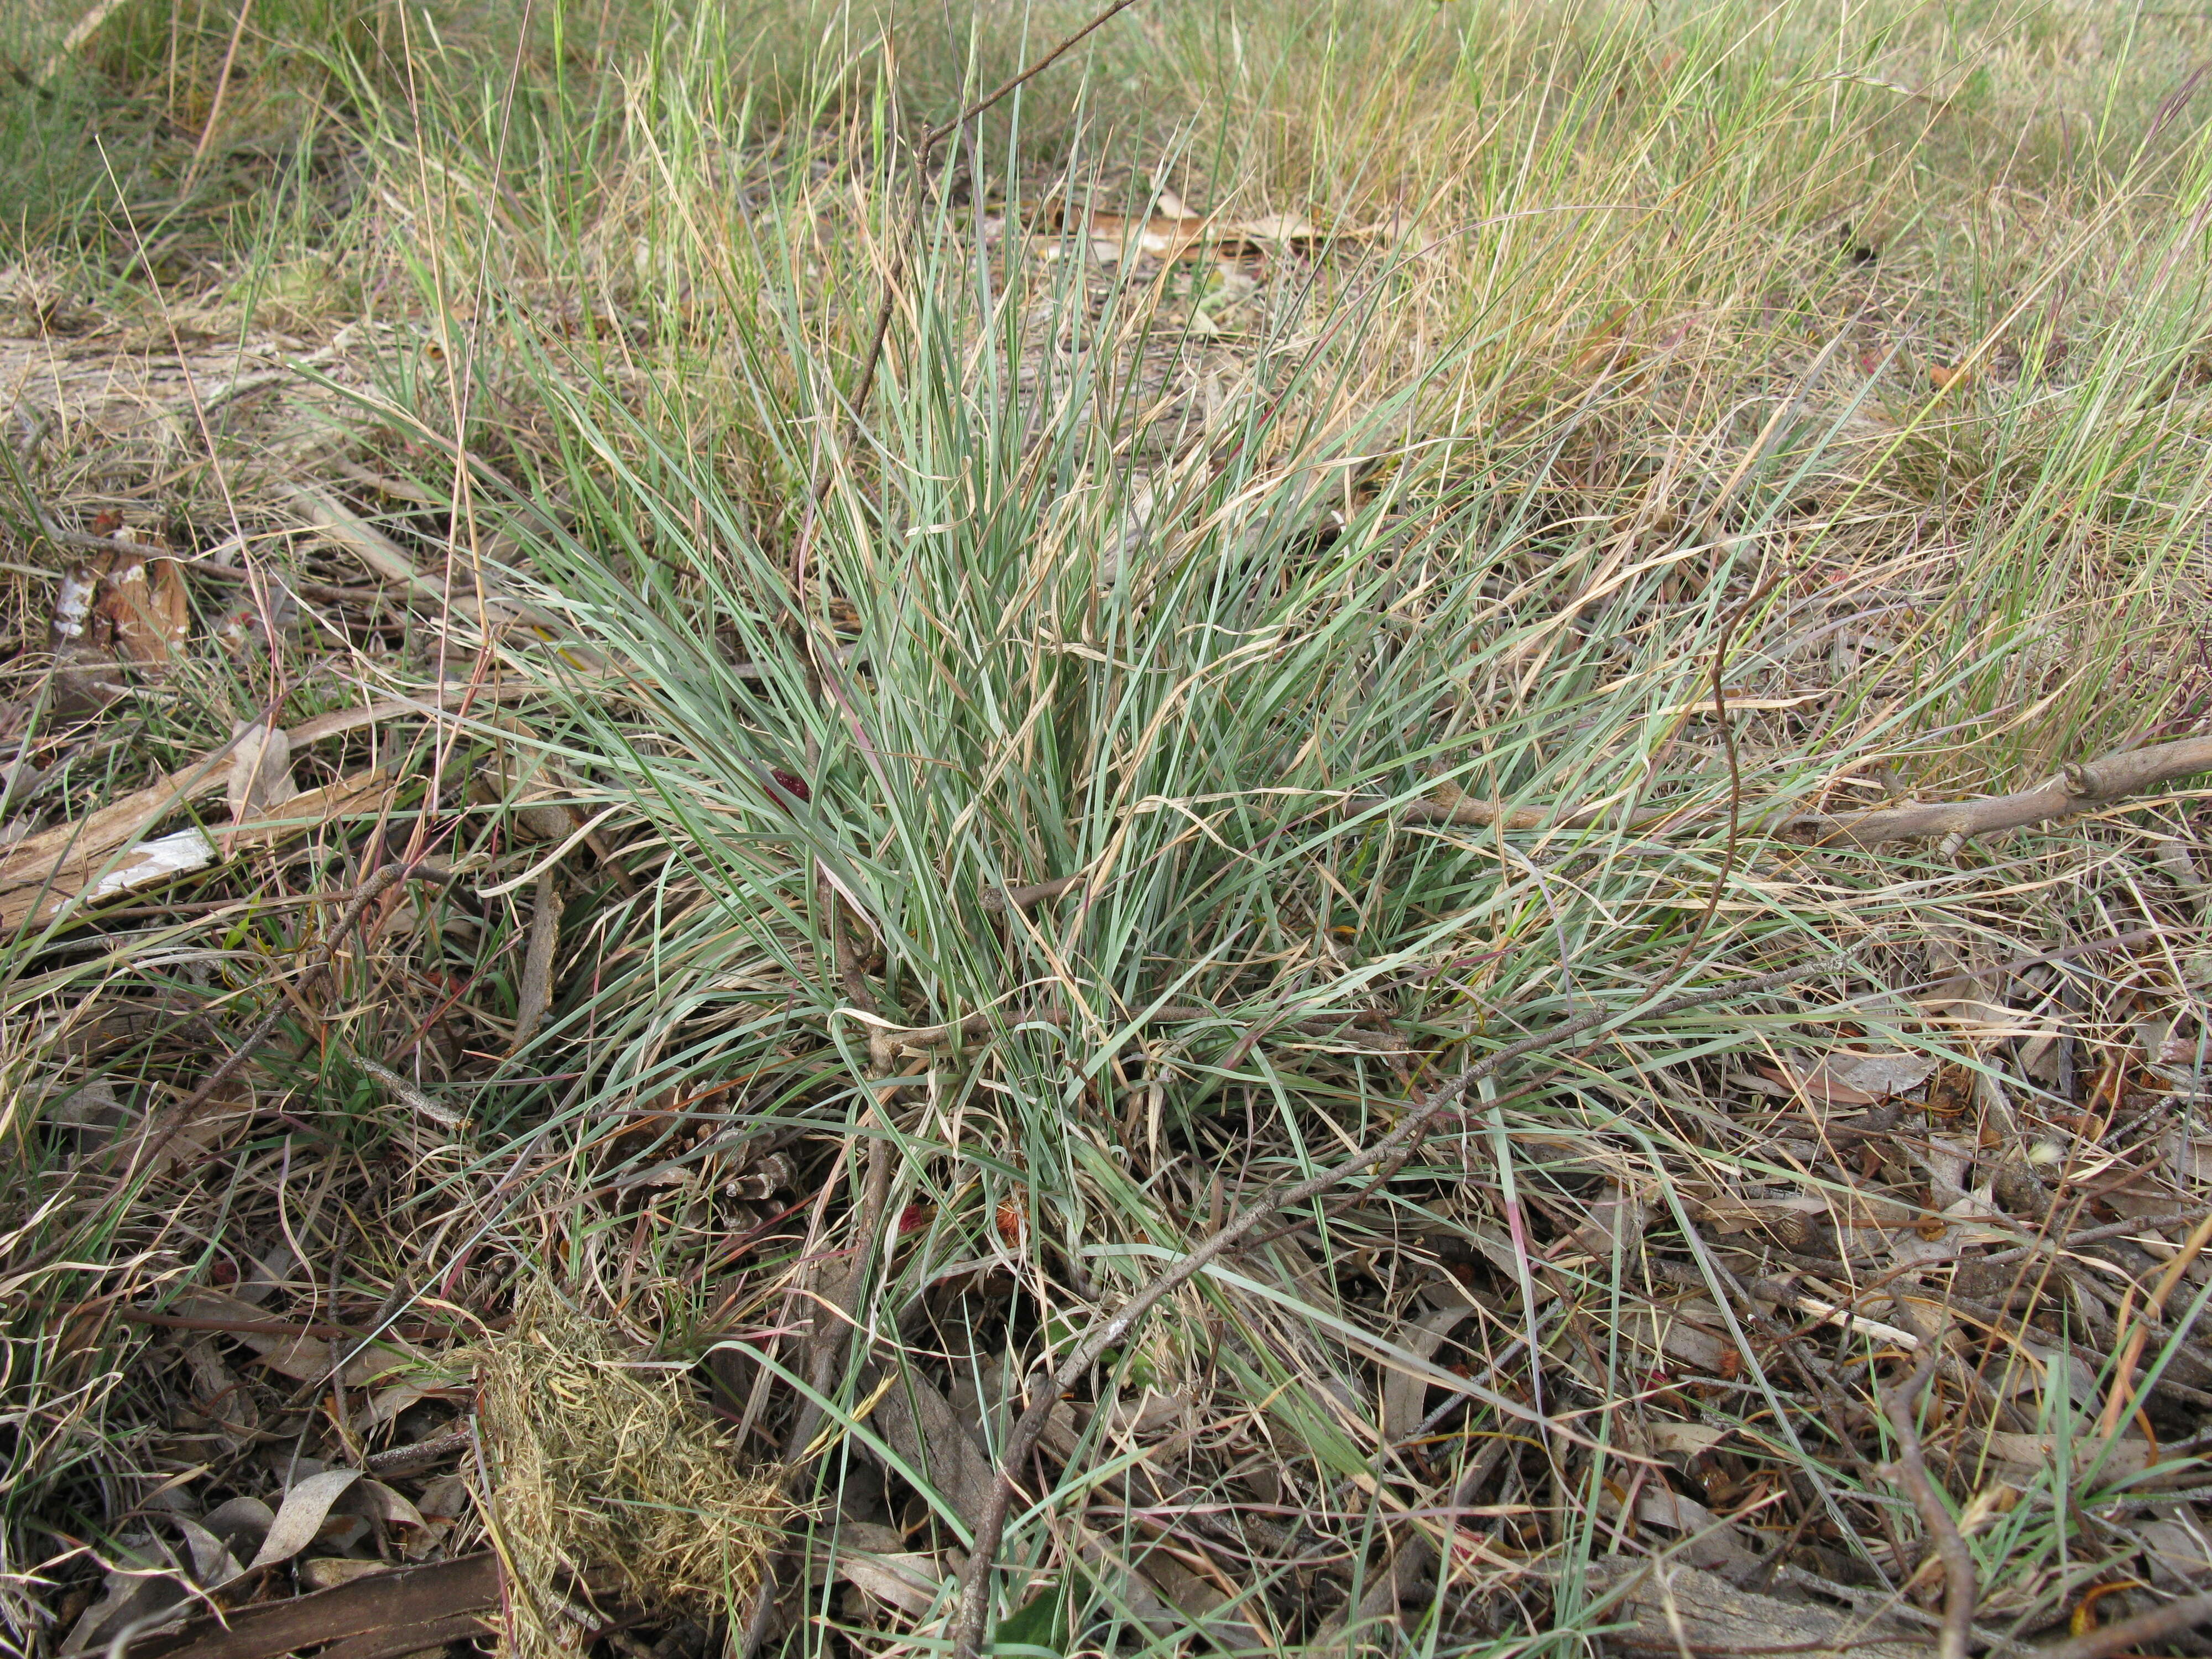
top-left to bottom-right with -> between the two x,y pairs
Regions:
469,1290 -> 782,1656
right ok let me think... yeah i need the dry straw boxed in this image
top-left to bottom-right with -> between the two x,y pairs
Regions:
468,1291 -> 780,1656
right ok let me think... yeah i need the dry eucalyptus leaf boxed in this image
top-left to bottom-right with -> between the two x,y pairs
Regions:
835,1550 -> 944,1618
297,1558 -> 393,1591
46,1079 -> 126,1140
2141,1518 -> 2212,1588
1100,1387 -> 1192,1439
165,1286 -> 415,1387
1646,1422 -> 1732,1457
226,721 -> 298,823
1383,1307 -> 1468,1441
344,1479 -> 426,1531
200,1495 -> 275,1556
415,1474 -> 473,1519
1633,1487 -> 1759,1573
248,1469 -> 361,1569
1754,1050 -> 1936,1105
874,1369 -> 996,1530
56,1536 -> 191,1657
1564,1181 -> 1648,1258
170,1517 -> 245,1590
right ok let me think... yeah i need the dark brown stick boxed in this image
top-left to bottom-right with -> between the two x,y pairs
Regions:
1879,1317 -> 1976,1659
946,955 -> 1849,1658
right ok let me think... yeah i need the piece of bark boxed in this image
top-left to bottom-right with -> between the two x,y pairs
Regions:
0,770 -> 394,928
128,1553 -> 501,1659
1583,1560 -> 1923,1657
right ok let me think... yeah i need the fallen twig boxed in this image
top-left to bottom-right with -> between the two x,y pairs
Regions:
946,955 -> 1850,1658
1879,1313 -> 1976,1659
2031,1589 -> 2212,1659
1408,733 -> 2212,849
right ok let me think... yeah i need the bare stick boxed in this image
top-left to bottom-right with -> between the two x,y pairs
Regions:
2032,1589 -> 2212,1659
946,955 -> 1849,1658
1879,1317 -> 1976,1659
1408,732 -> 2212,849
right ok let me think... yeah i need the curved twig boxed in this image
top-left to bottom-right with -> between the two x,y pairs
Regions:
1880,1315 -> 1976,1659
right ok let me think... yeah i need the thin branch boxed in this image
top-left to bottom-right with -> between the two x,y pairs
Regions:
1407,732 -> 2212,848
946,954 -> 1851,1658
1879,1316 -> 1976,1659
2031,1590 -> 2212,1659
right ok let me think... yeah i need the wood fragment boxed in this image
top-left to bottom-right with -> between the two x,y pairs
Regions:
1407,733 -> 2212,848
127,1553 -> 500,1659
508,868 -> 565,1052
1,770 -> 394,928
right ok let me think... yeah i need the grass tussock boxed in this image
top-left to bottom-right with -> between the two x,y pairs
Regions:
5,0 -> 2212,1655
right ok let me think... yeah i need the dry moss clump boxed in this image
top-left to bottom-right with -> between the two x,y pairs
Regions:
469,1295 -> 780,1654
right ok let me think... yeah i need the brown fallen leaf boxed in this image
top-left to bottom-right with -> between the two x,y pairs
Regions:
248,1470 -> 362,1568
1747,1048 -> 1936,1105
150,1287 -> 419,1390
1929,360 -> 1974,392
225,721 -> 298,826
100,554 -> 191,667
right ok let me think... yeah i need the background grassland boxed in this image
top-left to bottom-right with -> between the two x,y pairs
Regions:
7,1 -> 2212,1656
